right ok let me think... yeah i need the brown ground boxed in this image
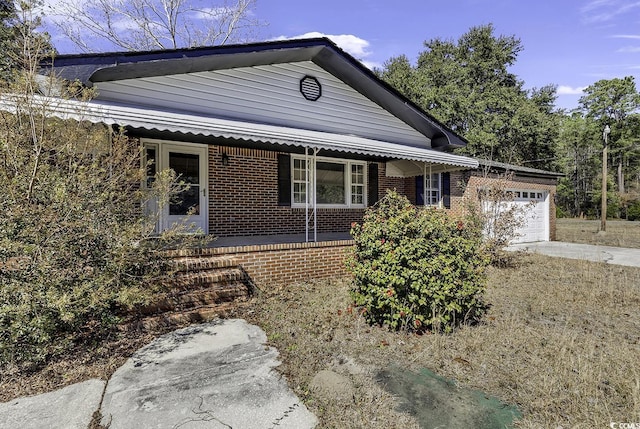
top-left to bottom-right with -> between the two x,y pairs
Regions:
557,218 -> 640,248
2,219 -> 640,428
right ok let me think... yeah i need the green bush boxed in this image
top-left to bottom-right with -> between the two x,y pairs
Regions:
347,191 -> 489,333
628,200 -> 640,221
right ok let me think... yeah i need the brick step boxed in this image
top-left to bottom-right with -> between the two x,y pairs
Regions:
137,301 -> 252,330
164,267 -> 246,289
139,282 -> 251,315
168,255 -> 237,272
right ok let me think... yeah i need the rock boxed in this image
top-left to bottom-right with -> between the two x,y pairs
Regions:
0,379 -> 105,429
100,319 -> 317,429
310,370 -> 355,402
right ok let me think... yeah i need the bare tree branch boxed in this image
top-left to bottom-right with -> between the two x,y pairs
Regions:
44,0 -> 264,52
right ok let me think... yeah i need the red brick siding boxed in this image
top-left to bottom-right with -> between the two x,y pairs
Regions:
205,240 -> 354,287
209,146 -> 367,237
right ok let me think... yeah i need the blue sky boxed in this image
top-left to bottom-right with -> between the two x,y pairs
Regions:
42,0 -> 640,112
254,0 -> 640,111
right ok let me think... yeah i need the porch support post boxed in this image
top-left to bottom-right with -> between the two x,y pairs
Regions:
305,147 -> 310,243
313,147 -> 318,242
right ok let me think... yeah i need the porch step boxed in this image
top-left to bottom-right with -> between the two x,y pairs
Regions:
169,255 -> 237,272
138,280 -> 251,315
131,253 -> 255,329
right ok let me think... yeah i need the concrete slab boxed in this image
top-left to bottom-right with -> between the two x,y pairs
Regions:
507,241 -> 640,268
0,379 -> 105,429
100,319 -> 317,429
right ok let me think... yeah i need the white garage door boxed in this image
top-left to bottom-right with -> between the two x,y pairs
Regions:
483,190 -> 549,244
511,191 -> 548,243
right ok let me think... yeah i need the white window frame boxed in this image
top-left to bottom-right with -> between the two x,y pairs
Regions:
422,172 -> 441,207
291,155 -> 367,208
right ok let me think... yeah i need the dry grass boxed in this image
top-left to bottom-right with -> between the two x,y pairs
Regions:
243,254 -> 640,428
0,326 -> 171,403
3,233 -> 640,428
557,218 -> 640,248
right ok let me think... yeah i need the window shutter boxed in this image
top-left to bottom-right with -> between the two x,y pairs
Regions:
442,172 -> 451,209
367,163 -> 379,206
277,154 -> 291,206
416,175 -> 424,206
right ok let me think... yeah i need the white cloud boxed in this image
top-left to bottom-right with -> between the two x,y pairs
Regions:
617,45 -> 640,53
274,32 -> 382,69
581,0 -> 640,23
557,85 -> 587,95
612,34 -> 640,39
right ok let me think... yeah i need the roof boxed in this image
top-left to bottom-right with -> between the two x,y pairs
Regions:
42,38 -> 467,152
0,95 -> 478,170
477,159 -> 564,179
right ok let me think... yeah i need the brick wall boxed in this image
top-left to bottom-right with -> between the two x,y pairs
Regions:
204,240 -> 354,287
208,145 -> 367,237
207,145 -> 421,238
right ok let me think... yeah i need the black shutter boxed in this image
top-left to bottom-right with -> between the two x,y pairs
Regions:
367,163 -> 379,206
416,175 -> 424,206
277,154 -> 291,206
442,172 -> 451,209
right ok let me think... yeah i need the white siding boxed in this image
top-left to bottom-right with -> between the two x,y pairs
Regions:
94,61 -> 431,147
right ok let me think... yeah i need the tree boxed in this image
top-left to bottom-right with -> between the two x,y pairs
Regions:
43,0 -> 263,52
579,77 -> 640,214
555,113 -> 602,217
379,24 -> 560,169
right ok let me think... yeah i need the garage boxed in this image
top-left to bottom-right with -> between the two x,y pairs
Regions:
447,160 -> 563,243
509,190 -> 549,243
481,189 -> 550,244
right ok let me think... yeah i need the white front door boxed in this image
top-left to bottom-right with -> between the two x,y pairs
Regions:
145,140 -> 208,234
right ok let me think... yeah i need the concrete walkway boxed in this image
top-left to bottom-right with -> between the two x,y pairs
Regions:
507,241 -> 640,268
0,320 -> 318,429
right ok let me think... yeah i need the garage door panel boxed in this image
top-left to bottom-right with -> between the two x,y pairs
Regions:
483,189 -> 549,244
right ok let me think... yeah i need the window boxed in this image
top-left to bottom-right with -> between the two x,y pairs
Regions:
144,144 -> 158,188
316,161 -> 345,204
292,158 -> 307,204
291,156 -> 366,207
351,164 -> 365,205
416,173 -> 441,206
425,173 -> 440,206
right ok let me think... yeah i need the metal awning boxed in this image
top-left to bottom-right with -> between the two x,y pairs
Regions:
0,96 -> 479,169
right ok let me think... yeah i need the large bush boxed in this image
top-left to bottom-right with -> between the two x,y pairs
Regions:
0,11 -> 200,369
347,191 -> 489,333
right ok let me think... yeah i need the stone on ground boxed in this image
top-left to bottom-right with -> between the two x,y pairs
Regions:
310,369 -> 355,402
100,318 -> 317,429
0,379 -> 105,429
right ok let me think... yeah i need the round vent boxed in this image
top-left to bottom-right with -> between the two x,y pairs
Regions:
300,75 -> 322,101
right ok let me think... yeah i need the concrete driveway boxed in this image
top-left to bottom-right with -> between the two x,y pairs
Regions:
507,241 -> 640,268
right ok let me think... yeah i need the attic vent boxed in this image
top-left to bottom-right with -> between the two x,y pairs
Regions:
300,75 -> 321,101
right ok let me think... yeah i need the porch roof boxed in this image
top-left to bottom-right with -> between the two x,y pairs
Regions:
20,96 -> 479,170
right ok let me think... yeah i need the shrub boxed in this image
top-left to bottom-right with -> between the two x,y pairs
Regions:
0,11 -> 205,369
628,200 -> 640,221
347,191 -> 489,333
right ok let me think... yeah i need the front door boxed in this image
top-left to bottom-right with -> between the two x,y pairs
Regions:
145,141 -> 208,234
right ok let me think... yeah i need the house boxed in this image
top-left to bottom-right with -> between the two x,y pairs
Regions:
42,38 -> 559,286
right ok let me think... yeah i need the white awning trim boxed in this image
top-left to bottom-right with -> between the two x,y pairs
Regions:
0,96 -> 479,169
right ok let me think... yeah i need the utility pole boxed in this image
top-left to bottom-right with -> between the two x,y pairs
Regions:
601,125 -> 610,232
